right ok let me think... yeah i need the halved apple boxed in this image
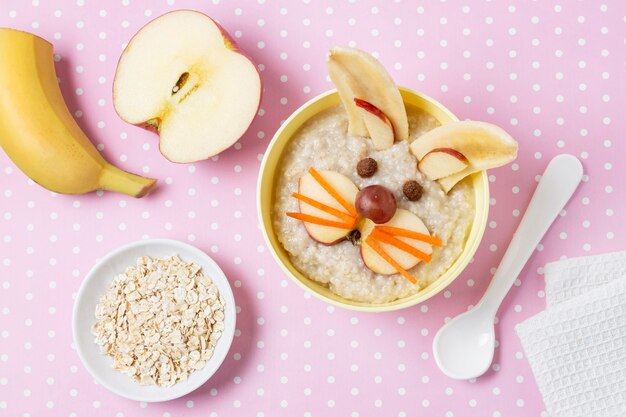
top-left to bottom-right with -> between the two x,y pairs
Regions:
354,98 -> 394,150
418,148 -> 469,180
360,209 -> 434,276
411,121 -> 518,192
327,47 -> 408,148
290,169 -> 359,245
113,10 -> 262,163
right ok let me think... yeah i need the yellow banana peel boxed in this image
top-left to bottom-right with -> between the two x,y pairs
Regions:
0,28 -> 156,197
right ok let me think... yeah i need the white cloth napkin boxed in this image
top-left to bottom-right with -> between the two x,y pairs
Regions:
516,251 -> 626,417
543,250 -> 626,306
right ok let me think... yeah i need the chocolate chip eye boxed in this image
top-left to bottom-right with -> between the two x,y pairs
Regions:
357,157 -> 377,178
403,180 -> 423,201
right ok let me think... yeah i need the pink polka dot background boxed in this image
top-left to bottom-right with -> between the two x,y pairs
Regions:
1,1 -> 624,416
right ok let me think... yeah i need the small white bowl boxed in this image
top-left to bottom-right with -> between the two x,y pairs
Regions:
72,238 -> 236,402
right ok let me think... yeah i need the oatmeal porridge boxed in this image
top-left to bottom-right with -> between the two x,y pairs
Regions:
272,105 -> 475,304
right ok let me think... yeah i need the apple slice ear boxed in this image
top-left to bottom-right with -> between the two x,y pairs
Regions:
411,121 -> 518,192
360,209 -> 434,276
327,47 -> 408,141
354,98 -> 395,150
294,169 -> 359,245
418,148 -> 469,180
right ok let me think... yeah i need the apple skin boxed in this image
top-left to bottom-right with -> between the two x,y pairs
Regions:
354,98 -> 395,150
354,98 -> 394,131
301,227 -> 352,247
424,148 -> 468,163
418,147 -> 469,180
113,10 -> 263,164
141,119 -> 160,134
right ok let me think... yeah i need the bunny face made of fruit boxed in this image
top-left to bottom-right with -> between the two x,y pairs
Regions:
286,166 -> 443,285
284,47 -> 518,285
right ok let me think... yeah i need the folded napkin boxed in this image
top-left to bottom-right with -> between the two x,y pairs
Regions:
544,250 -> 626,307
516,251 -> 626,417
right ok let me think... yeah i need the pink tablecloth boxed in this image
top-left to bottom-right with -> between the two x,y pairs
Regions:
1,1 -> 624,416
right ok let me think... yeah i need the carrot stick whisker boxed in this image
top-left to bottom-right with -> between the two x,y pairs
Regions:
370,228 -> 432,263
287,212 -> 353,229
365,236 -> 418,284
308,167 -> 358,217
291,192 -> 356,225
375,226 -> 442,247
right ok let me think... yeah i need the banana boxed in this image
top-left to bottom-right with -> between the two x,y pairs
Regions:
327,47 -> 409,142
410,121 -> 518,192
0,28 -> 156,197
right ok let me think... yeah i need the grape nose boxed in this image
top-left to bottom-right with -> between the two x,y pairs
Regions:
355,185 -> 397,224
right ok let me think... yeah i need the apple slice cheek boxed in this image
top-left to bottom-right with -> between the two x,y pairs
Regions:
296,171 -> 359,244
308,168 -> 358,217
383,210 -> 434,254
360,238 -> 396,275
368,209 -> 433,270
375,239 -> 422,270
364,237 -> 417,284
370,229 -> 432,263
376,226 -> 442,247
298,173 -> 356,221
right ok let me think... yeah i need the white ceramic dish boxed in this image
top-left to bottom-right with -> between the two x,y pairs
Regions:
72,238 -> 236,402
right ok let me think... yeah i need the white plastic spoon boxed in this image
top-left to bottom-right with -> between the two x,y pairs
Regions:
432,154 -> 583,380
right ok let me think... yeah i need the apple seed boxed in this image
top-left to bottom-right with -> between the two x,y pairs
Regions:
347,229 -> 361,246
172,72 -> 189,94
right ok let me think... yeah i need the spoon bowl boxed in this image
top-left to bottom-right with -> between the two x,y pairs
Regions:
433,307 -> 495,379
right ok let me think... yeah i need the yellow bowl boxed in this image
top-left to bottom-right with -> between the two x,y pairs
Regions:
257,87 -> 489,312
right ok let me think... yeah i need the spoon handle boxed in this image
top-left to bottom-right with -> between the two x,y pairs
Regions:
479,154 -> 583,315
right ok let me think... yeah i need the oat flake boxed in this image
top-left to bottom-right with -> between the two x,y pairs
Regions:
91,255 -> 226,387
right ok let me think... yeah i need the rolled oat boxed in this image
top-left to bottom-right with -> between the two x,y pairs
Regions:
91,255 -> 226,387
